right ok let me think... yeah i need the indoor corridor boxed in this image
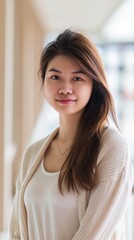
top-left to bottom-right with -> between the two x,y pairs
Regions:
0,0 -> 134,239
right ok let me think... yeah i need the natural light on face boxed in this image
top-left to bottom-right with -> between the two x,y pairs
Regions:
43,55 -> 93,117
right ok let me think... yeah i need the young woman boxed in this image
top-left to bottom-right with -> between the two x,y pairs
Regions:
9,29 -> 133,240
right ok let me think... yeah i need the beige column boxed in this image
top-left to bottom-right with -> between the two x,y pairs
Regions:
3,0 -> 16,229
0,0 -> 5,231
12,0 -> 45,195
0,0 -> 45,230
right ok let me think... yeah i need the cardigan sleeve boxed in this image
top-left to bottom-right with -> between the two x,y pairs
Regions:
9,146 -> 31,240
9,174 -> 21,240
8,136 -> 48,240
72,129 -> 133,240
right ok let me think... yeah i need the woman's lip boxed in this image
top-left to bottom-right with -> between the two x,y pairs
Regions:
56,99 -> 76,104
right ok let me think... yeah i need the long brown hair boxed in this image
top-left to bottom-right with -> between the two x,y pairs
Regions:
39,29 -> 118,193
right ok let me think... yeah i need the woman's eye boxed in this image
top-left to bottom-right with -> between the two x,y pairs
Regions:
73,77 -> 82,81
51,75 -> 60,80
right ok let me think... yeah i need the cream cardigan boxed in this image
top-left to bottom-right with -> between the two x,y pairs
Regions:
9,127 -> 133,240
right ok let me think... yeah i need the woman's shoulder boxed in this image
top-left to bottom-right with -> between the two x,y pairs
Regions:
20,137 -> 48,177
97,126 -> 129,167
20,128 -> 59,177
27,136 -> 48,154
101,126 -> 127,149
25,127 -> 59,158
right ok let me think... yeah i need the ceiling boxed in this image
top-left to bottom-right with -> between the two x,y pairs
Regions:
30,0 -> 124,37
102,0 -> 134,42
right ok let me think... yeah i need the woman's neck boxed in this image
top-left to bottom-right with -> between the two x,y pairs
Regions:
58,113 -> 81,143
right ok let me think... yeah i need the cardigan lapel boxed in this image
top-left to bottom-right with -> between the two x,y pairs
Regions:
26,128 -> 59,177
19,128 -> 59,240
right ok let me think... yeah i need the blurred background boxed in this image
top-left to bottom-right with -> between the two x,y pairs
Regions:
0,0 -> 134,239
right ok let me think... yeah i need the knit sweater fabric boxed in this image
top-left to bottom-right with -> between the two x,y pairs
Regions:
9,127 -> 133,240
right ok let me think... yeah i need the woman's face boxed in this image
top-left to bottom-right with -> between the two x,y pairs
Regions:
44,55 -> 93,117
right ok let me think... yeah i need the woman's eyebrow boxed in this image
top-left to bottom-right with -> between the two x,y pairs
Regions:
72,70 -> 86,74
48,68 -> 62,73
48,68 -> 86,74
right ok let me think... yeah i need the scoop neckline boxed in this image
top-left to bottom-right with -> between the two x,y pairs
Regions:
41,159 -> 60,176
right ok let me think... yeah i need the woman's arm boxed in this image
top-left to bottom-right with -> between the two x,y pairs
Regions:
9,146 -> 31,240
72,129 -> 133,240
8,136 -> 48,239
9,175 -> 21,240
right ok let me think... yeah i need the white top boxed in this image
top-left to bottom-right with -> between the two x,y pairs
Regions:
24,160 -> 79,240
9,127 -> 133,240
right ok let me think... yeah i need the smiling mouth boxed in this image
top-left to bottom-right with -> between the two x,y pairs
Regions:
56,99 -> 76,104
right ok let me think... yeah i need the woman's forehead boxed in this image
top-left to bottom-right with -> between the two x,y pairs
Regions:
46,55 -> 84,72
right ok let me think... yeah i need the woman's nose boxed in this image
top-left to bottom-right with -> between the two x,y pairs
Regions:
58,88 -> 73,95
58,83 -> 73,95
